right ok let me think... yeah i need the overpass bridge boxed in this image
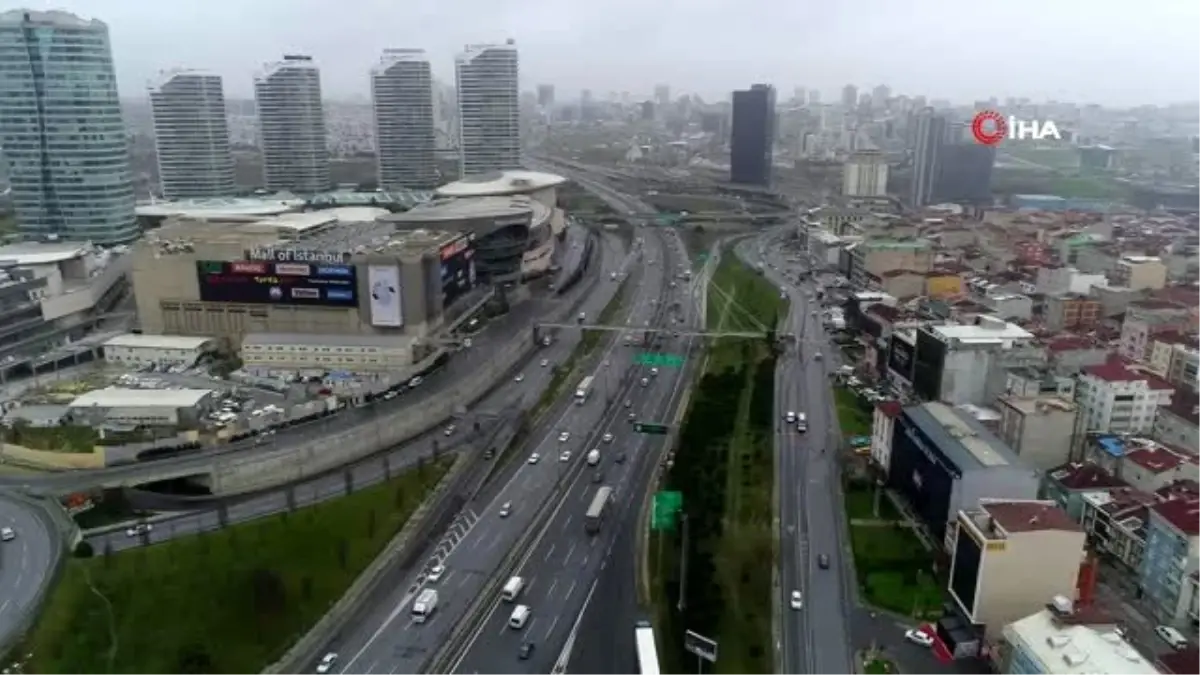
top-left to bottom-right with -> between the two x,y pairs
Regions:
571,211 -> 790,223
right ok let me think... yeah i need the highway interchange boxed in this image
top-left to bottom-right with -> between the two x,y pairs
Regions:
1,163 -> 874,675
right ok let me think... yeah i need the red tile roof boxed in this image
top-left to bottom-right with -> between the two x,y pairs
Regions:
983,500 -> 1081,533
1162,391 -> 1200,426
1156,645 -> 1199,674
1125,447 -> 1186,474
1153,286 -> 1200,308
1156,479 -> 1200,501
1047,336 -> 1096,352
1129,299 -> 1188,312
1082,360 -> 1176,391
876,401 -> 903,419
1151,497 -> 1200,536
1049,463 -> 1128,491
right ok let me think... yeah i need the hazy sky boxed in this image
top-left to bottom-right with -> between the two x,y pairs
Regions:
42,0 -> 1200,106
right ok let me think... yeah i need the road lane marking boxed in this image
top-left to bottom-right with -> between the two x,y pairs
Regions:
543,543 -> 556,562
563,542 -> 577,565
542,614 -> 560,641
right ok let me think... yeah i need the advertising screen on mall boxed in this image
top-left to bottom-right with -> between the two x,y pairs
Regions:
196,260 -> 358,307
439,235 -> 476,307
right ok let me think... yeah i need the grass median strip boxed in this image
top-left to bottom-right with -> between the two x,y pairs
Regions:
650,248 -> 779,674
18,457 -> 451,674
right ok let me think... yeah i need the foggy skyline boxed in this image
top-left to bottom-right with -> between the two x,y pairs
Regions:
42,0 -> 1200,107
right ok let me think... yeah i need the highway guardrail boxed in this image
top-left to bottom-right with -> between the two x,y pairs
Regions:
262,452 -> 474,674
425,230 -> 673,673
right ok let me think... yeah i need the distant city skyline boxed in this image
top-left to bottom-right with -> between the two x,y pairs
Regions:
41,0 -> 1200,109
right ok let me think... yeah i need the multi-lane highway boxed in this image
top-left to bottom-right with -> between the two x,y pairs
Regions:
0,228 -> 627,653
448,230 -> 699,674
86,232 -> 632,550
738,233 -> 855,674
324,231 -> 673,674
0,495 -> 57,650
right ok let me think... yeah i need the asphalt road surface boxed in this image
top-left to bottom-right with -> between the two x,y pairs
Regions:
322,235 -> 663,675
449,230 -> 698,674
0,495 -> 56,645
739,234 -> 854,675
86,232 -> 631,556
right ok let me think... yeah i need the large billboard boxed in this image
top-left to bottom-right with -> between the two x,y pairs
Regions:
439,235 -> 476,308
367,265 -> 403,327
196,260 -> 357,307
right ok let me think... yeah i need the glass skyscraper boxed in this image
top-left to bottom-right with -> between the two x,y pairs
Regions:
0,9 -> 137,244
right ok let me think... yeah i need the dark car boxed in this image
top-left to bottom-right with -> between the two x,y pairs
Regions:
818,554 -> 830,569
592,471 -> 604,484
615,452 -> 626,464
518,642 -> 535,660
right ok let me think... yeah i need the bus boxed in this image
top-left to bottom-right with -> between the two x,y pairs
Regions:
634,621 -> 660,675
584,486 -> 613,534
574,375 -> 595,404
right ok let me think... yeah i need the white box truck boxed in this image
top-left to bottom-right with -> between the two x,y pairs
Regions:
412,588 -> 439,623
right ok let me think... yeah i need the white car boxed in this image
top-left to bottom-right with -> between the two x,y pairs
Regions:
558,431 -> 571,442
426,564 -> 445,583
540,359 -> 550,368
602,433 -> 614,444
527,453 -> 541,464
316,652 -> 338,674
443,425 -> 456,436
559,451 -> 571,462
126,523 -> 153,537
514,373 -> 525,383
499,502 -> 512,518
904,629 -> 935,648
0,527 -> 14,542
790,590 -> 803,610
785,411 -> 796,423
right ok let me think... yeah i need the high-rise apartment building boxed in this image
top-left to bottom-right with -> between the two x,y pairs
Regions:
371,49 -> 437,190
149,69 -> 235,200
536,84 -> 555,107
841,84 -> 858,108
842,150 -> 889,197
730,84 -> 776,186
910,107 -> 946,208
0,9 -> 136,244
654,84 -> 671,108
455,40 -> 520,177
254,55 -> 330,194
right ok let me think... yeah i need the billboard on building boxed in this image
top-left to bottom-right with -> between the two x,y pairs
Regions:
439,234 -> 477,308
195,260 -> 357,307
367,265 -> 403,327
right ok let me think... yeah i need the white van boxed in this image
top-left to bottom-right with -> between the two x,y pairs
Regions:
509,604 -> 531,629
502,576 -> 525,602
1155,625 -> 1189,649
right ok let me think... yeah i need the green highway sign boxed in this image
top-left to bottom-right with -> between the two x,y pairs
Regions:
652,491 -> 683,531
634,422 -> 670,435
635,353 -> 685,368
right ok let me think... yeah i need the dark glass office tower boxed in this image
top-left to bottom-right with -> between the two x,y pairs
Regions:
730,84 -> 776,186
935,143 -> 995,204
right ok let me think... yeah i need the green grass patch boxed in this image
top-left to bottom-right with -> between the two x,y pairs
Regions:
843,486 -> 942,618
2,423 -> 98,453
864,657 -> 898,674
843,483 -> 901,522
708,250 -> 786,334
834,387 -> 872,437
23,458 -> 452,674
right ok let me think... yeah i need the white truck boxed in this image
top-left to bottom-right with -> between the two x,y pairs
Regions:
412,588 -> 439,623
574,376 -> 595,405
586,449 -> 601,466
